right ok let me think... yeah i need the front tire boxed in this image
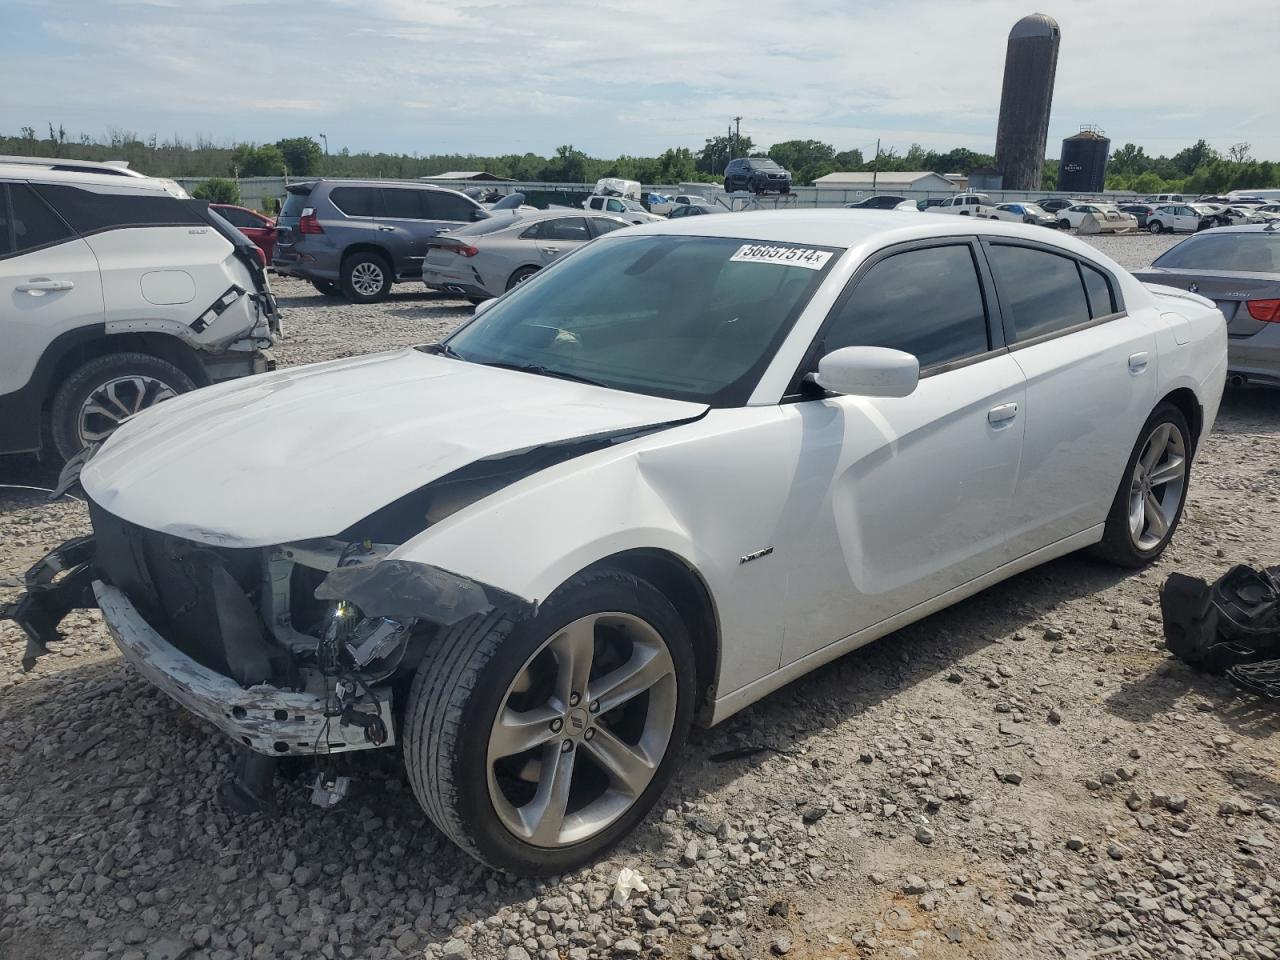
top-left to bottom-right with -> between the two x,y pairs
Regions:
341,252 -> 392,302
50,352 -> 195,460
1092,402 -> 1192,567
1148,220 -> 1165,234
402,567 -> 696,875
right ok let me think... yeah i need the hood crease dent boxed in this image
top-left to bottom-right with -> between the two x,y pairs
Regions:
80,349 -> 708,547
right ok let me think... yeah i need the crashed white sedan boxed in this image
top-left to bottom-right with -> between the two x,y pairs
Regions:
6,211 -> 1226,875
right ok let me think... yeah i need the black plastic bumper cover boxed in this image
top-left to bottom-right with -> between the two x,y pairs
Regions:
1,535 -> 98,670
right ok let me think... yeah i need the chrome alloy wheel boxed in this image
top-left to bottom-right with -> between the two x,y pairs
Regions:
1128,421 -> 1187,551
350,261 -> 385,297
486,612 -> 677,848
77,375 -> 178,445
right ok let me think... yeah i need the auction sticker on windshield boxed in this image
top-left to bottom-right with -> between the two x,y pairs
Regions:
730,243 -> 833,271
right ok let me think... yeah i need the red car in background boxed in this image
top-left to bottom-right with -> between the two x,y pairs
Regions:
210,204 -> 276,266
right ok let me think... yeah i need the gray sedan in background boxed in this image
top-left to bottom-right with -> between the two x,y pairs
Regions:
422,211 -> 631,300
1133,224 -> 1280,388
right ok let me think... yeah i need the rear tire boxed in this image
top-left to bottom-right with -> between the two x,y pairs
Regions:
1058,218 -> 1071,230
311,279 -> 343,298
402,567 -> 695,875
506,266 -> 539,291
50,352 -> 196,460
1091,402 -> 1192,568
341,252 -> 393,303
1148,221 -> 1164,234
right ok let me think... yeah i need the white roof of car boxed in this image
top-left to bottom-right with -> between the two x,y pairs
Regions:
0,163 -> 177,193
620,208 -> 1090,250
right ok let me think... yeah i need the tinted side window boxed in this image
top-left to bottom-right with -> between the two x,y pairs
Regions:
329,186 -> 375,217
217,206 -> 258,228
34,184 -> 203,233
379,188 -> 422,219
423,191 -> 479,223
606,199 -> 625,213
7,184 -> 73,255
1082,264 -> 1115,318
988,244 -> 1091,341
591,218 -> 627,235
823,244 -> 990,368
538,218 -> 590,242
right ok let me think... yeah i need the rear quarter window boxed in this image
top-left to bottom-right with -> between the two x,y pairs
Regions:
987,243 -> 1092,341
328,186 -> 376,217
33,184 -> 204,234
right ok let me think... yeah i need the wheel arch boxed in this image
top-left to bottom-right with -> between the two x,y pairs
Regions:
583,547 -> 722,720
1160,387 -> 1203,456
341,242 -> 394,265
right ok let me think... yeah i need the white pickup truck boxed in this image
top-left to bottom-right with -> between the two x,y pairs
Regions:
933,193 -> 999,217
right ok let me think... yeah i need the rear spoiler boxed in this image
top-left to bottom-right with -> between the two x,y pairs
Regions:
1141,282 -> 1216,310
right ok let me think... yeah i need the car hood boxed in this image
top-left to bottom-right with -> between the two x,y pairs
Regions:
81,349 -> 707,547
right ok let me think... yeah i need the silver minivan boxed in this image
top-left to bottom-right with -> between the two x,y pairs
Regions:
273,179 -> 488,302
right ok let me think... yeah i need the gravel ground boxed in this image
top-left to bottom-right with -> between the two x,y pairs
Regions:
2,238 -> 1278,960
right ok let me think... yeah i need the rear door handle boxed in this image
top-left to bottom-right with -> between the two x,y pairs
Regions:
16,278 -> 75,294
988,402 -> 1018,425
377,225 -> 395,232
1128,351 -> 1150,373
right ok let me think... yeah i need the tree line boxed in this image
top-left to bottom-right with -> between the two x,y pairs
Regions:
3,126 -> 1277,194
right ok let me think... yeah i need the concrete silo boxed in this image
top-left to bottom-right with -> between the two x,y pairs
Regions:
994,13 -> 1061,191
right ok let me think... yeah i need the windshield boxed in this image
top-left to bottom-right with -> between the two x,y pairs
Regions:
621,200 -> 647,212
1022,204 -> 1047,217
444,235 -> 841,405
1153,233 -> 1279,273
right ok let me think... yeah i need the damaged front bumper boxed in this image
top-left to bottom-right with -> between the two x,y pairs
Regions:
94,581 -> 396,756
4,523 -> 534,759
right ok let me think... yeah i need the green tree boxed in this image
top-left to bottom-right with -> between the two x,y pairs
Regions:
767,139 -> 835,184
191,177 -> 241,204
1131,171 -> 1164,194
697,134 -> 754,176
1109,143 -> 1149,176
230,143 -> 286,177
275,136 -> 322,175
1171,139 -> 1217,176
539,145 -> 589,183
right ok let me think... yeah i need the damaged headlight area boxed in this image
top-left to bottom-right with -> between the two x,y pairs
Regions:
3,499 -> 531,771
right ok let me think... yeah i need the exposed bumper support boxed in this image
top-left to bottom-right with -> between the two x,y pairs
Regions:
1,535 -> 97,670
94,581 -> 396,756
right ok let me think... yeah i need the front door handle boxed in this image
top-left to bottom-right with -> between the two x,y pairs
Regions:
1128,351 -> 1150,374
541,246 -> 560,254
988,402 -> 1018,426
17,278 -> 75,294
377,225 -> 395,232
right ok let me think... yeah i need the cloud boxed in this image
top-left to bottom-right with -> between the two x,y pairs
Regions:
2,0 -> 1276,159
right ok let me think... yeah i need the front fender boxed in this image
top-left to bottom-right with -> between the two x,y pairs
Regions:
391,451 -> 712,606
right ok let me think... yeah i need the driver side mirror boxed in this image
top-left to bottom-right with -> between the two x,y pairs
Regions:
810,346 -> 919,398
473,298 -> 496,317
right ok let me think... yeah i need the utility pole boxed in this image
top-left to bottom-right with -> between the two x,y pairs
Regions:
872,138 -> 880,192
319,133 -> 328,155
733,116 -> 742,157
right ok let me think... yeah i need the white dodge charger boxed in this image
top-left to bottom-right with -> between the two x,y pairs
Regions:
7,210 -> 1226,874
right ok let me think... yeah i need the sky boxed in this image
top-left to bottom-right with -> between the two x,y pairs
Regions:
2,0 -> 1277,162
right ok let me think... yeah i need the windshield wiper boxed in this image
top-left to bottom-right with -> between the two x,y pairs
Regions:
477,360 -> 609,389
422,342 -> 465,360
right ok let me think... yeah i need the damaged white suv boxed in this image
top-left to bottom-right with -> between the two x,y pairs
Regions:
0,161 -> 277,459
5,211 -> 1226,875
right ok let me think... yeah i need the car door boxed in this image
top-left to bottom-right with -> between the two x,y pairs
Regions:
0,181 -> 105,405
778,238 -> 1026,666
375,186 -> 433,277
983,238 -> 1157,554
524,217 -> 591,265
